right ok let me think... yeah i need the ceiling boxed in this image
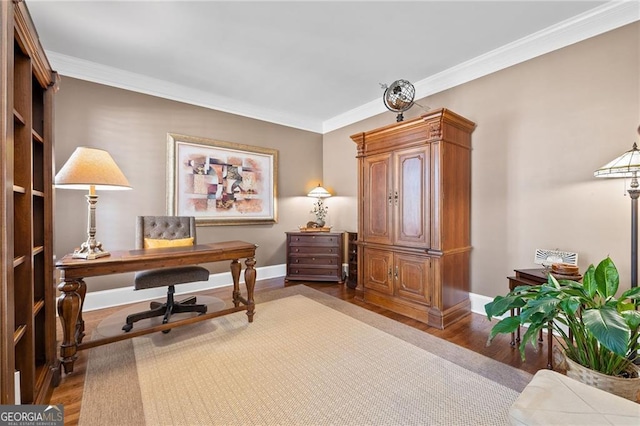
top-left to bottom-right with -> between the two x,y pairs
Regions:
26,1 -> 636,133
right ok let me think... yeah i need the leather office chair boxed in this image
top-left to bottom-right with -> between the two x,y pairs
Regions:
122,216 -> 209,333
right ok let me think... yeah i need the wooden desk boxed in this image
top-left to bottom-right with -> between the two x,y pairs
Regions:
507,268 -> 553,369
55,240 -> 257,374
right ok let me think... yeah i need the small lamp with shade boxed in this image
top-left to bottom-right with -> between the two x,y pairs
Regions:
307,183 -> 331,228
54,147 -> 131,259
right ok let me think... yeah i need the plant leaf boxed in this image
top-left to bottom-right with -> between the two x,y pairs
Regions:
559,297 -> 581,315
519,298 -> 559,325
594,257 -> 619,298
487,316 -> 521,344
620,286 -> 640,302
519,323 -> 544,360
547,273 -> 561,289
485,295 -> 525,319
582,264 -> 597,298
621,310 -> 640,330
582,307 -> 630,356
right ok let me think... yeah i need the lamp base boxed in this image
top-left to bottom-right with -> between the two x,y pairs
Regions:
72,240 -> 110,260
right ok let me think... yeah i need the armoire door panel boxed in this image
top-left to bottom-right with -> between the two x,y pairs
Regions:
363,248 -> 393,295
363,153 -> 392,244
394,147 -> 429,248
395,253 -> 431,305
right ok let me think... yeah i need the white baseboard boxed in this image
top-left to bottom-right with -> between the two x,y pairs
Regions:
82,264 -> 286,312
469,292 -> 501,318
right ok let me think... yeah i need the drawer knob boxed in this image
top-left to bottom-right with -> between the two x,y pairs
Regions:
295,259 -> 299,263
295,249 -> 299,252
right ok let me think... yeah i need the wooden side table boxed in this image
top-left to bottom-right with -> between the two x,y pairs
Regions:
507,268 -> 553,369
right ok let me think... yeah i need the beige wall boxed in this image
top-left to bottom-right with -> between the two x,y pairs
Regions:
55,22 -> 639,298
323,22 -> 640,297
54,79 -> 323,292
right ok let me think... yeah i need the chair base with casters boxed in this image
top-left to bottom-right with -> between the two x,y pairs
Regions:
122,265 -> 210,333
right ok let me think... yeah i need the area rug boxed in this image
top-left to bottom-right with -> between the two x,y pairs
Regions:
79,285 -> 531,425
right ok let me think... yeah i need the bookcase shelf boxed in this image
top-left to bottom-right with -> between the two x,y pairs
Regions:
32,129 -> 44,144
13,326 -> 27,346
14,109 -> 25,125
1,1 -> 60,404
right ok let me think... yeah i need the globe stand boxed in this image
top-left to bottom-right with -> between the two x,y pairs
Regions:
382,79 -> 415,123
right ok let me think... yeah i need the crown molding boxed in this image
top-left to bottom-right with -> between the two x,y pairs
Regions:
322,1 -> 640,133
47,52 -> 323,133
46,1 -> 638,135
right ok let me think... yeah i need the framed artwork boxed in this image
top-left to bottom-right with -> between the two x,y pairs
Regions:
167,133 -> 278,225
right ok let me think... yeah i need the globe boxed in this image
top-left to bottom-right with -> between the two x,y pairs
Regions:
383,79 -> 415,122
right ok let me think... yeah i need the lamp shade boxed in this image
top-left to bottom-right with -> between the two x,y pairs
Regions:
594,143 -> 640,178
55,147 -> 131,190
307,184 -> 331,198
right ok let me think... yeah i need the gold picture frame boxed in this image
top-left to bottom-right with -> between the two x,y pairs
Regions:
167,133 -> 278,226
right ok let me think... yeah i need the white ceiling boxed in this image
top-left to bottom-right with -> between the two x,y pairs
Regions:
26,1 -> 638,133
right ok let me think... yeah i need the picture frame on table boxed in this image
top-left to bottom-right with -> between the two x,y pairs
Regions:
167,133 -> 278,226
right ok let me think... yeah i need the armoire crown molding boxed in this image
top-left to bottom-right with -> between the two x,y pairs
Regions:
45,1 -> 638,135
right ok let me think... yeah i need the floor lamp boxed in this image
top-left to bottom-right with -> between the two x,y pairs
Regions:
55,147 -> 131,259
594,127 -> 640,289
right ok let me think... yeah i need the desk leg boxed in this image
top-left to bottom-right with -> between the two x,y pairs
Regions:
231,259 -> 241,308
57,278 -> 82,374
76,279 -> 87,344
245,257 -> 256,322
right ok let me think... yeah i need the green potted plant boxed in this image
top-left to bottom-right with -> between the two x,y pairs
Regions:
485,257 -> 640,400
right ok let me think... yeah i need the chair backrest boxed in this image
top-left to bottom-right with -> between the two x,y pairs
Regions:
136,216 -> 197,249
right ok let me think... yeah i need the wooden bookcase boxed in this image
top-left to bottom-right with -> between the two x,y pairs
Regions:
1,1 -> 59,404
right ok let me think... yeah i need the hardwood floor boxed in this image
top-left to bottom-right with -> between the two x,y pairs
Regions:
49,278 -> 548,425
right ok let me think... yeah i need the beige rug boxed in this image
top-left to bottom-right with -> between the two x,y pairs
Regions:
79,285 -> 531,425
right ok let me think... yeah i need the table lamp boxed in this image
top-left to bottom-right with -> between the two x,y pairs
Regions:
55,147 -> 132,259
307,183 -> 331,227
594,126 -> 640,288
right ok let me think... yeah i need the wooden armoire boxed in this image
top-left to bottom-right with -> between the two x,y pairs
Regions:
351,109 -> 475,329
1,1 -> 59,404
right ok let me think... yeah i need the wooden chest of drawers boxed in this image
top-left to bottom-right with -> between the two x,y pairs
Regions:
285,231 -> 343,283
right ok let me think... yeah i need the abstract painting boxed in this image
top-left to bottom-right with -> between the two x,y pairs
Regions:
167,133 -> 278,225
